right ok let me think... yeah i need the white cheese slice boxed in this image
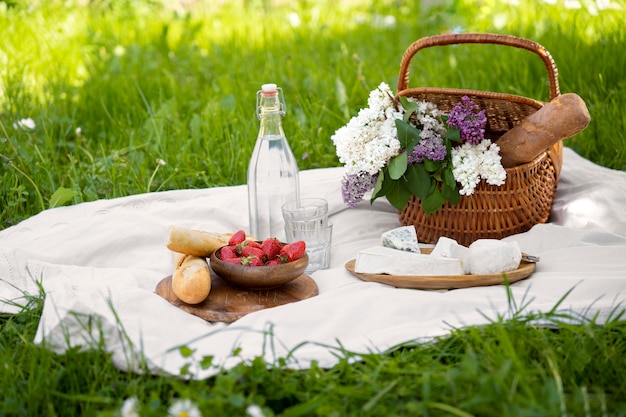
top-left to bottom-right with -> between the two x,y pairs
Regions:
354,246 -> 464,276
381,226 -> 421,253
468,239 -> 522,275
430,236 -> 471,274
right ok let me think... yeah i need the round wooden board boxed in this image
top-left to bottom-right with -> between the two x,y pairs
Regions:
345,248 -> 535,290
155,270 -> 318,323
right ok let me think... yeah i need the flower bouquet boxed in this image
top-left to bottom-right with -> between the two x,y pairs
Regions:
332,82 -> 507,215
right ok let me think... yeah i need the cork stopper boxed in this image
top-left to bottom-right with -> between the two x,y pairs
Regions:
261,83 -> 278,96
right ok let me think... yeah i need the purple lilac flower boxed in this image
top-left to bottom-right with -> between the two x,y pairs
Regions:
408,135 -> 447,164
341,172 -> 378,208
446,96 -> 487,145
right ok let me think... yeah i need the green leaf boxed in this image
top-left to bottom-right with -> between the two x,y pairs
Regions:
335,76 -> 349,119
405,164 -> 432,200
371,169 -> 388,200
395,119 -> 421,149
179,363 -> 192,376
446,128 -> 461,142
444,167 -> 457,188
179,345 -> 195,358
441,182 -> 461,205
388,152 -> 408,180
399,96 -> 418,121
422,187 -> 446,215
199,355 -> 214,370
423,158 -> 441,173
385,180 -> 413,212
49,187 -> 76,209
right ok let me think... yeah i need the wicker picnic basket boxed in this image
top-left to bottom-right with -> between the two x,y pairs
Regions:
396,33 -> 563,246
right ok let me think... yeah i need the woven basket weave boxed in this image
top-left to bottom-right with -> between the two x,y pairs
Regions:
396,33 -> 563,246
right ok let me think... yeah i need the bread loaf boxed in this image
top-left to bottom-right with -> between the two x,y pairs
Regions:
171,252 -> 211,304
496,93 -> 590,168
167,225 -> 229,258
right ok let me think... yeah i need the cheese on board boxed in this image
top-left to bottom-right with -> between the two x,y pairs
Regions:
430,236 -> 471,274
381,226 -> 421,253
354,246 -> 464,276
468,239 -> 522,275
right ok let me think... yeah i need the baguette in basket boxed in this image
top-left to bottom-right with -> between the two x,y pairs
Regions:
497,93 -> 590,168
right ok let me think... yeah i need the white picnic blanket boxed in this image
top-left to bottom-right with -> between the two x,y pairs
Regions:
1,147 -> 625,379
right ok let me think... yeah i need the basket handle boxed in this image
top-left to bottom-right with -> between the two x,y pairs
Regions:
397,33 -> 560,100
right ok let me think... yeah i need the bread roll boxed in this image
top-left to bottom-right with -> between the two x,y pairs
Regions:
171,252 -> 211,304
167,225 -> 229,258
496,93 -> 590,168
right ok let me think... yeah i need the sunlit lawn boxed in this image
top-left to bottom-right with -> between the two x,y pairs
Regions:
1,0 -> 625,415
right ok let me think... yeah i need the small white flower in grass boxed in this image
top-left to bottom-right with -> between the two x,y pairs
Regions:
246,404 -> 265,417
156,158 -> 167,166
287,12 -> 301,27
372,14 -> 397,28
13,118 -> 36,130
120,396 -> 140,417
113,45 -> 126,57
168,398 -> 202,417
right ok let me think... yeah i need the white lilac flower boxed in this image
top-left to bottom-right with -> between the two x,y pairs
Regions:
167,398 -> 202,417
120,397 -> 140,417
480,141 -> 506,186
246,404 -> 265,417
367,82 -> 394,113
451,144 -> 481,195
331,82 -> 403,176
13,118 -> 36,130
451,139 -> 506,195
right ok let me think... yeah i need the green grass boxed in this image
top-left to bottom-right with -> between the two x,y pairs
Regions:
1,0 -> 625,415
2,296 -> 625,416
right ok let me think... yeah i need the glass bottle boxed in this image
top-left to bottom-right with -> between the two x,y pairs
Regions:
247,83 -> 300,240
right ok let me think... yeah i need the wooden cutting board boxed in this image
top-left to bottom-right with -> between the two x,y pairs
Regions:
155,270 -> 318,323
345,248 -> 535,290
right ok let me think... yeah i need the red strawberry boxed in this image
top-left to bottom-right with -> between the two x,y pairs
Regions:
246,240 -> 262,249
265,258 -> 282,266
240,255 -> 264,267
241,245 -> 266,262
219,245 -> 239,260
235,239 -> 261,255
223,257 -> 243,265
261,238 -> 282,260
228,229 -> 246,246
246,256 -> 264,267
279,240 -> 306,263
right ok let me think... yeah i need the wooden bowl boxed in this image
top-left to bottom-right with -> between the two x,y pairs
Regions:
210,246 -> 309,289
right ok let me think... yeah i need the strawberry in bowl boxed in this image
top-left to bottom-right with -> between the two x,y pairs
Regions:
210,230 -> 308,289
